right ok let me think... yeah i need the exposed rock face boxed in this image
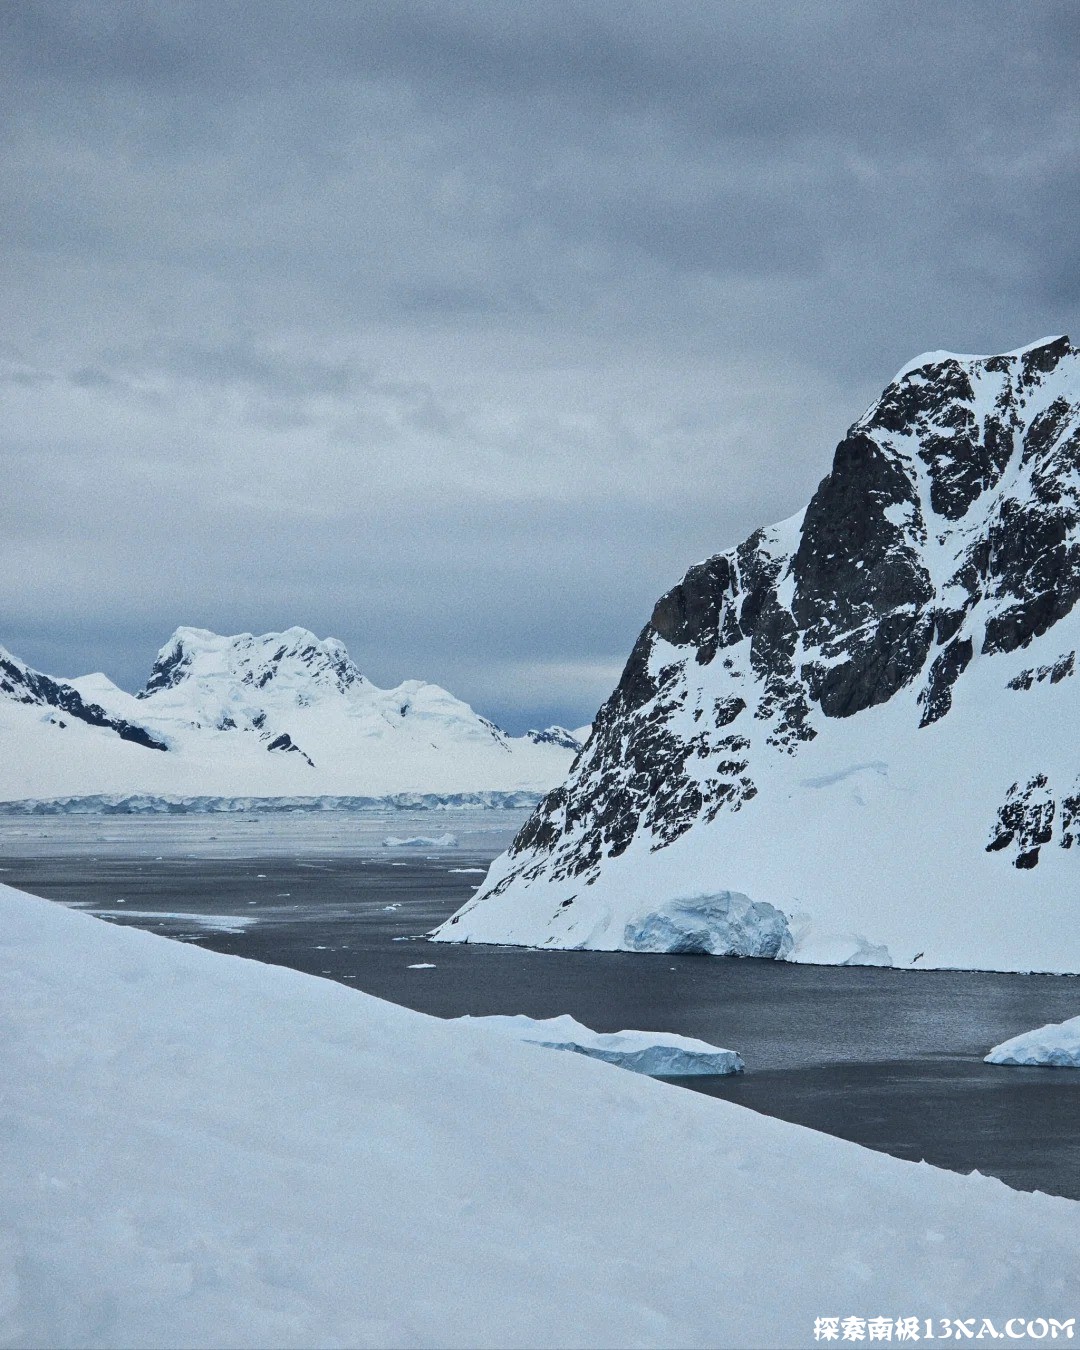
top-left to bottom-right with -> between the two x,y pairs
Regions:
525,726 -> 585,751
436,337 -> 1080,971
0,648 -> 167,751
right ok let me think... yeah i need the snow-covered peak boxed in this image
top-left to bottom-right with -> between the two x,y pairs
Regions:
140,627 -> 366,703
0,633 -> 582,799
525,726 -> 585,751
438,336 -> 1080,972
67,671 -> 128,704
891,334 -> 1072,383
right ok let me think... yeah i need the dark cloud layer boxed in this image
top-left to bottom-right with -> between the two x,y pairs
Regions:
2,1 -> 1077,729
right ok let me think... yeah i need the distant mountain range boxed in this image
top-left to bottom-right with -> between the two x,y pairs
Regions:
437,335 -> 1080,973
0,627 -> 586,804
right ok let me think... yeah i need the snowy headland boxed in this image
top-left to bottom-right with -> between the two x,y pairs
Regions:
437,338 -> 1080,975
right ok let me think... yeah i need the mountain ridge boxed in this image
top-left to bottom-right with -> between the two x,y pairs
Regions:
435,335 -> 1080,973
0,628 -> 582,801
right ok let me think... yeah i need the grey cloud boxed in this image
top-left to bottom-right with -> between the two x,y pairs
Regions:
1,0 -> 1077,729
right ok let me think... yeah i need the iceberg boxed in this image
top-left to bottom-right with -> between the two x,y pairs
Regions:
454,1012 -> 744,1076
623,891 -> 793,958
383,832 -> 458,848
986,1015 -> 1080,1067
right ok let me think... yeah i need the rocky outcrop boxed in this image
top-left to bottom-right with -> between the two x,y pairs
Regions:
0,648 -> 167,751
437,337 -> 1080,967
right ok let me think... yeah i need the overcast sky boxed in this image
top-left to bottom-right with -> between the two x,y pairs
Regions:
2,1 -> 1078,731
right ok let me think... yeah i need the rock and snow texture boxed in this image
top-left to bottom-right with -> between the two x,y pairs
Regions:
0,645 -> 166,751
437,336 -> 1080,972
0,627 -> 582,801
454,1013 -> 744,1075
4,883 -> 1080,1350
987,1015 -> 1080,1067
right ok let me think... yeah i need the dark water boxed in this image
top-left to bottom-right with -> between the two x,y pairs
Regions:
3,820 -> 1079,1201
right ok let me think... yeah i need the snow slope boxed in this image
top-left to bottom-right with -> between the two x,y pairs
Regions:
437,336 -> 1080,972
987,1015 -> 1080,1068
0,628 -> 581,801
3,883 -> 1078,1349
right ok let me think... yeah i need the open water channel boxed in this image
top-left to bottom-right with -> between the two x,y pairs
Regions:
3,811 -> 1078,1200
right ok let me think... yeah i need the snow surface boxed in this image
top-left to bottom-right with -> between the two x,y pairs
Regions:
3,883 -> 1079,1349
0,629 -> 580,802
455,1013 -> 744,1076
986,1015 -> 1080,1068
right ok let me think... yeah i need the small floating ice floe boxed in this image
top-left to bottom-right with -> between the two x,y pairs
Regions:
383,833 -> 458,848
447,868 -> 485,874
985,1015 -> 1080,1068
408,962 -> 436,969
455,1013 -> 743,1077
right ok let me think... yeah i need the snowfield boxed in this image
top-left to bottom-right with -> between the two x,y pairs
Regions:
453,1013 -> 744,1076
986,1015 -> 1080,1068
3,883 -> 1079,1349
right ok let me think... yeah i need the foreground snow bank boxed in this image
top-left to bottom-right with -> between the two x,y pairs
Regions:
455,1013 -> 744,1076
3,884 -> 1079,1350
986,1015 -> 1080,1067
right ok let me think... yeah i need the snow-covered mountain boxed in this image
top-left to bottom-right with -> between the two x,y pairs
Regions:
0,627 -> 582,802
0,645 -> 166,751
436,335 -> 1080,973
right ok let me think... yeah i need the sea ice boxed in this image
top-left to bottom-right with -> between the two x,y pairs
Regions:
985,1015 -> 1080,1067
383,832 -> 458,848
455,1013 -> 744,1077
87,908 -> 256,934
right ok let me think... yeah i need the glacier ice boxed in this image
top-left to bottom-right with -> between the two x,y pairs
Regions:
0,792 -> 541,816
455,1012 -> 744,1076
383,833 -> 459,848
622,891 -> 793,959
986,1015 -> 1080,1068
